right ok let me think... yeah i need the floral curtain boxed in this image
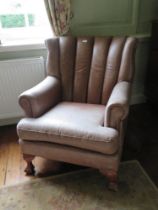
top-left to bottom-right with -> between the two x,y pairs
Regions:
44,0 -> 71,36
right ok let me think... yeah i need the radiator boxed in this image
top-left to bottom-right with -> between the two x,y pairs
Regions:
0,57 -> 45,122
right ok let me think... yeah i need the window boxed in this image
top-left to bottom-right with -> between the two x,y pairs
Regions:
0,0 -> 53,46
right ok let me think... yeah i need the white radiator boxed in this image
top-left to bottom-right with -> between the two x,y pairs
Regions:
0,57 -> 45,122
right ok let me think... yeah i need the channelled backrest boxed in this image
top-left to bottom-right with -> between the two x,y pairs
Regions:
45,36 -> 136,105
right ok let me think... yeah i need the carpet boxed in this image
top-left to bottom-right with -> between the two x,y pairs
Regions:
0,161 -> 158,210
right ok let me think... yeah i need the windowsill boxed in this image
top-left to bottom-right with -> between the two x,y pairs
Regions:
0,34 -> 150,53
0,40 -> 47,52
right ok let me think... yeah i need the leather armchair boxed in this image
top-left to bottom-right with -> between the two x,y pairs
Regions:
17,36 -> 137,191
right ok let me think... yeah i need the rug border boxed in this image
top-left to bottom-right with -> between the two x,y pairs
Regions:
122,160 -> 158,192
0,160 -> 157,192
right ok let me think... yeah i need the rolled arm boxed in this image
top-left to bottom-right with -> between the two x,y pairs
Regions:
104,81 -> 131,129
19,76 -> 61,118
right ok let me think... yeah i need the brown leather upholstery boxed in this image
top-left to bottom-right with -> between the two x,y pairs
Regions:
45,37 -> 136,104
17,36 -> 137,189
19,76 -> 61,118
17,102 -> 118,155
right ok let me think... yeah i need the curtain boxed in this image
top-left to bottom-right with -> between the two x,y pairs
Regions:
44,0 -> 71,36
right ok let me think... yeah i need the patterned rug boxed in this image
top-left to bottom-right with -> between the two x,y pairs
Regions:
0,161 -> 158,210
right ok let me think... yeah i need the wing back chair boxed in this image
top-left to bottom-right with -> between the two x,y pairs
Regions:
17,36 -> 137,191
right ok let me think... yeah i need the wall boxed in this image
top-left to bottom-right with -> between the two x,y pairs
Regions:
70,0 -> 158,36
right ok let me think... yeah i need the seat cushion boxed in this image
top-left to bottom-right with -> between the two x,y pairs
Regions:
17,102 -> 119,155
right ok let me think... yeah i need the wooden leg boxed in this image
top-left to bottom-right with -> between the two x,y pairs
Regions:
100,169 -> 118,191
23,154 -> 35,176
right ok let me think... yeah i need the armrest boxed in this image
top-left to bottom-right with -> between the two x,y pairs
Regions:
104,81 -> 131,129
19,76 -> 61,118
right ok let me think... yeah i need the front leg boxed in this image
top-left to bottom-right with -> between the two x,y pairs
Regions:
23,154 -> 35,176
100,169 -> 118,191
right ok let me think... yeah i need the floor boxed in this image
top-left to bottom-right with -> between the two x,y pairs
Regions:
0,103 -> 158,187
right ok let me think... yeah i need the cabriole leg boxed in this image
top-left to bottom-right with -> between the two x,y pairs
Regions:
23,154 -> 35,176
100,169 -> 118,191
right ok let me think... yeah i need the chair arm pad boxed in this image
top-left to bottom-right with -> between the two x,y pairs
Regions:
104,81 -> 131,129
19,76 -> 61,118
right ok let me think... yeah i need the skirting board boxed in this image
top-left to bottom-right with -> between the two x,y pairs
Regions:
0,93 -> 146,126
0,117 -> 22,126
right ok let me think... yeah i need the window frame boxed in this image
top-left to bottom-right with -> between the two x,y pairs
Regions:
0,0 -> 53,50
